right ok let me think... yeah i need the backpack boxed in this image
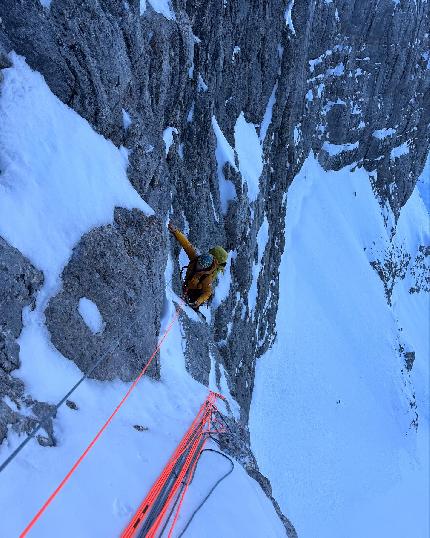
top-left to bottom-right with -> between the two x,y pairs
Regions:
181,254 -> 218,291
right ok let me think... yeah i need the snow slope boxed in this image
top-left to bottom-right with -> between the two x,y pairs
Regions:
0,56 -> 284,537
250,153 -> 429,538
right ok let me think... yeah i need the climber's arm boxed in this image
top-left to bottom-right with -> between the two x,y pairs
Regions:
168,223 -> 197,260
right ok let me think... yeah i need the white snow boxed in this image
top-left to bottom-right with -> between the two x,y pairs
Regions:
78,298 -> 104,334
0,54 -> 152,291
162,126 -> 178,156
284,1 -> 296,35
373,127 -> 396,139
260,82 -> 278,142
39,0 -> 52,7
141,0 -> 176,19
322,141 -> 359,156
211,115 -> 237,214
250,153 -> 429,538
234,112 -> 263,202
121,109 -> 132,130
390,142 -> 410,160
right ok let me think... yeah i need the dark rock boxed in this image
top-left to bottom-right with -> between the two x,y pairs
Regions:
66,400 -> 78,410
45,209 -> 166,381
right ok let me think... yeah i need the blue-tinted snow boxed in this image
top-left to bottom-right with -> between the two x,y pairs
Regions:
323,141 -> 358,156
250,153 -> 429,538
162,126 -> 178,156
390,142 -> 410,160
260,82 -> 278,142
373,127 -> 396,139
234,112 -> 263,203
212,115 -> 237,214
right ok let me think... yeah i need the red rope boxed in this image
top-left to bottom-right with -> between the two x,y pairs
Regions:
121,392 -> 225,538
20,300 -> 184,537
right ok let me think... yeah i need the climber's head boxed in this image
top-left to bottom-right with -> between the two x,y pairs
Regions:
209,246 -> 228,267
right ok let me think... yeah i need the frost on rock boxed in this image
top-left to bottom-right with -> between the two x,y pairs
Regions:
78,297 -> 104,334
122,109 -> 132,130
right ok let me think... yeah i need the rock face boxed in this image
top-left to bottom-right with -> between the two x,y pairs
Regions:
0,236 -> 56,446
0,236 -> 43,374
1,1 -> 429,534
45,209 -> 166,381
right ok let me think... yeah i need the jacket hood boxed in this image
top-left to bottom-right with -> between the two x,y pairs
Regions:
209,246 -> 228,264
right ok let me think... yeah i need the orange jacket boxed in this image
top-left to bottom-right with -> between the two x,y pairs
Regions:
172,228 -> 217,307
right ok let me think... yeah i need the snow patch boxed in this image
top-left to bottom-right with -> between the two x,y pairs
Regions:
390,142 -> 410,160
78,297 -> 104,334
197,74 -> 208,93
162,126 -> 178,156
323,141 -> 359,156
187,101 -> 195,123
249,217 -> 269,310
234,112 -> 263,202
212,115 -> 237,214
251,153 -> 429,538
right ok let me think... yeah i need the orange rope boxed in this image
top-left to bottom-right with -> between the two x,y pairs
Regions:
20,300 -> 184,537
122,392 -> 224,538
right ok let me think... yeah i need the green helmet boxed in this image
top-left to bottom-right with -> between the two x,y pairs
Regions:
209,246 -> 228,264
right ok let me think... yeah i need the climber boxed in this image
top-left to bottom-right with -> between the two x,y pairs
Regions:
168,222 -> 228,310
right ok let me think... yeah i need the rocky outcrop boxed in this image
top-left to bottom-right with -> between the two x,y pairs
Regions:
45,208 -> 166,381
0,236 -> 43,374
0,236 -> 56,446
